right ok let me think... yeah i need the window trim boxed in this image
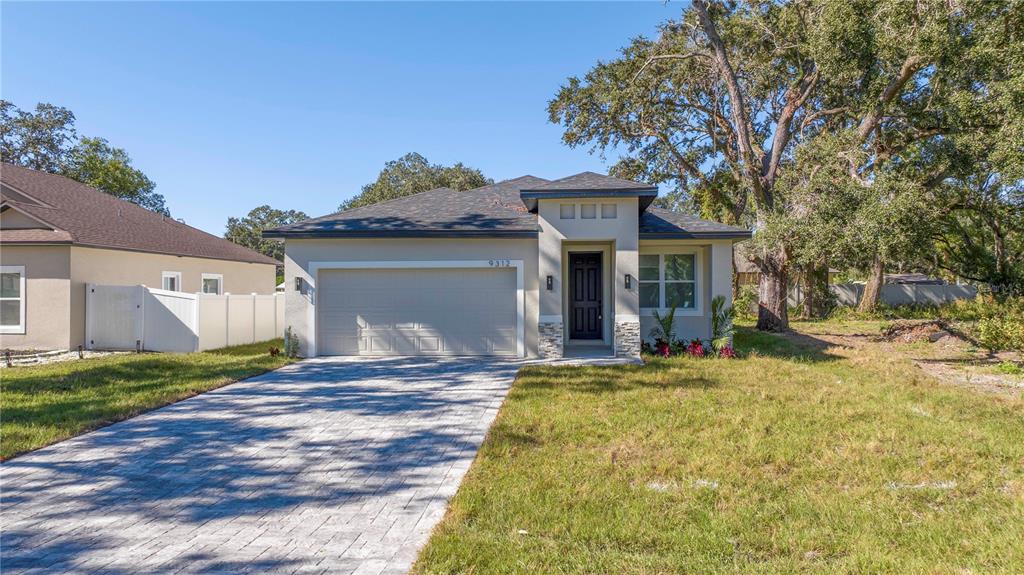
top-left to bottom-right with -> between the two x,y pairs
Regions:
0,265 -> 26,334
161,271 -> 182,292
201,273 -> 224,295
600,203 -> 618,219
559,204 -> 576,219
638,248 -> 702,316
580,203 -> 597,219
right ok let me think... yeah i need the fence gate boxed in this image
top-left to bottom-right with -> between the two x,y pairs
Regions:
86,284 -> 144,350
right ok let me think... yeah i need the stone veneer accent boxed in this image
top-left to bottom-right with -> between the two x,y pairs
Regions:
614,320 -> 642,358
539,321 -> 564,359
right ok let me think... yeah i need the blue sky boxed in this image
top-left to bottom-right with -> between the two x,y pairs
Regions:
2,2 -> 678,235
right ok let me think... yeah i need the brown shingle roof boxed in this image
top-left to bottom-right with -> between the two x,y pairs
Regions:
0,163 -> 278,265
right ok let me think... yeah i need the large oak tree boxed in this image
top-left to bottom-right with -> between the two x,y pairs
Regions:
550,0 -> 1021,328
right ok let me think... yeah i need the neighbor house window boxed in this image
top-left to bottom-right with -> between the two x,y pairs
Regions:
601,204 -> 618,219
162,271 -> 182,292
559,204 -> 575,219
0,266 -> 25,334
638,253 -> 697,310
201,273 -> 223,295
580,204 -> 597,219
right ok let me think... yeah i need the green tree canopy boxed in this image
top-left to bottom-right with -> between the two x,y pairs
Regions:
62,137 -> 167,215
1,100 -> 169,215
549,0 -> 1023,325
225,205 -> 309,262
339,152 -> 491,211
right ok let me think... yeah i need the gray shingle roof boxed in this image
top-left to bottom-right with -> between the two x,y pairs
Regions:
264,173 -> 750,240
639,207 -> 752,239
520,171 -> 656,192
264,176 -> 549,238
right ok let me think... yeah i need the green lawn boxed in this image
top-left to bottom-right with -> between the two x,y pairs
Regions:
0,339 -> 294,460
414,327 -> 1024,574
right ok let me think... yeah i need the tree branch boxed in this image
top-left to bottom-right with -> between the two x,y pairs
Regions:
632,53 -> 708,83
856,54 -> 926,142
693,0 -> 768,208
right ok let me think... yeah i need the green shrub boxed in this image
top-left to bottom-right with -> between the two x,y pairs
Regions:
996,361 -> 1023,376
977,315 -> 1024,352
734,285 -> 758,319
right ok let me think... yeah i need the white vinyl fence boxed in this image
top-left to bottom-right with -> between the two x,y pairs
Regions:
826,283 -> 978,307
86,284 -> 285,353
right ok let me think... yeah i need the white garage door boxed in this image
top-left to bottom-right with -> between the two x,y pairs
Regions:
317,268 -> 517,356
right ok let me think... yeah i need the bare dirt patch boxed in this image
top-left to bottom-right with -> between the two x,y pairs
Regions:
778,321 -> 1023,398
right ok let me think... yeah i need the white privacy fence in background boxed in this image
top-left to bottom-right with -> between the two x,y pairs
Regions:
86,284 -> 285,353
829,283 -> 978,307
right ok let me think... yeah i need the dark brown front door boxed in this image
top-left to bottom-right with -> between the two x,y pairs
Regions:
569,252 -> 602,339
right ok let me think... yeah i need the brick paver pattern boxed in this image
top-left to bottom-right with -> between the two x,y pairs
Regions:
1,357 -> 519,574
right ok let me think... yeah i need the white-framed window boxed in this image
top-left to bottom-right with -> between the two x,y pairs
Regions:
201,273 -> 223,295
0,265 -> 26,334
559,204 -> 575,219
580,203 -> 597,219
601,203 -> 618,219
161,271 -> 182,292
638,252 -> 698,312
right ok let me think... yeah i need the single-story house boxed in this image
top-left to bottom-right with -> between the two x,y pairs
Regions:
264,172 -> 750,359
0,163 -> 279,351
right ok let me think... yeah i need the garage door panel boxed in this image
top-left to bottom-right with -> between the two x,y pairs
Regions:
317,268 -> 517,356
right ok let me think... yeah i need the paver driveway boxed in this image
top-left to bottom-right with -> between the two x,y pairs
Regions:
1,357 -> 519,574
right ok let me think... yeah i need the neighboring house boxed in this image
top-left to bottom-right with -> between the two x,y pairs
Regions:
0,163 -> 279,351
264,172 -> 750,359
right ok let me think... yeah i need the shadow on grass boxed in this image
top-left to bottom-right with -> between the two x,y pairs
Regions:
734,326 -> 845,363
517,362 -> 718,395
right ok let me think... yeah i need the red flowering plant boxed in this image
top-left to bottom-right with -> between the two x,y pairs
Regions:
685,339 -> 705,357
718,345 -> 736,358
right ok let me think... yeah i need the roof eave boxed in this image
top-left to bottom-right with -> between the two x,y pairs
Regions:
519,189 -> 659,212
640,231 -> 753,240
262,229 -> 539,239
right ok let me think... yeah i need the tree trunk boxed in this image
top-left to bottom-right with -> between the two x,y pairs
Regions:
732,253 -> 740,300
858,255 -> 884,313
756,248 -> 789,331
801,266 -> 816,319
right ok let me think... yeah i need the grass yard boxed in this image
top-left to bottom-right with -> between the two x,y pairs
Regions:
414,327 -> 1024,574
0,339 -> 294,460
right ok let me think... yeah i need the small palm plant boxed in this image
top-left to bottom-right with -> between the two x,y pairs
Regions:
649,305 -> 677,356
710,295 -> 736,353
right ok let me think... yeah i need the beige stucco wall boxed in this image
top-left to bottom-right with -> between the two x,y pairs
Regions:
637,239 -> 735,344
0,208 -> 50,229
0,245 -> 73,350
68,246 -> 276,349
537,198 -> 640,344
282,238 -> 540,357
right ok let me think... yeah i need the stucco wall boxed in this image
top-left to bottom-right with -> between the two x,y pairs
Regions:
537,198 -> 640,323
282,238 -> 540,357
638,239 -> 734,345
0,208 -> 50,229
0,245 -> 72,350
69,246 -> 276,349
